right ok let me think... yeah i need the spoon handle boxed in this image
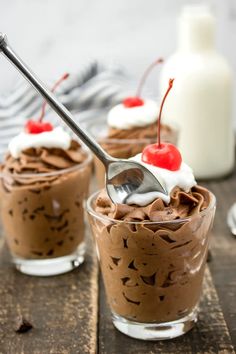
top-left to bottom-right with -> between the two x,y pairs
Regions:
0,33 -> 111,166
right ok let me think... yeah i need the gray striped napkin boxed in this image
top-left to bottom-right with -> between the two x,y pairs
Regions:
0,60 -> 136,159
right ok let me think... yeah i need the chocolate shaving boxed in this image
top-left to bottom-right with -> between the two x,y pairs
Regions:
14,316 -> 33,333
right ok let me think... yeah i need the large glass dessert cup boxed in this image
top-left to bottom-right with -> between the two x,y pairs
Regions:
87,190 -> 216,340
0,148 -> 92,276
86,117 -> 178,188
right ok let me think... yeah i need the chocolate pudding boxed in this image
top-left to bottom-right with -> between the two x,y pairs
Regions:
0,140 -> 92,260
88,186 -> 215,323
101,122 -> 176,156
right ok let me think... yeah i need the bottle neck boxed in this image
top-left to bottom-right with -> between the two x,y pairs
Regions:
178,6 -> 216,52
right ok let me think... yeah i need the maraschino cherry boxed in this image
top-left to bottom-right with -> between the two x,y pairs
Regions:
141,79 -> 182,171
122,58 -> 163,108
25,73 -> 69,134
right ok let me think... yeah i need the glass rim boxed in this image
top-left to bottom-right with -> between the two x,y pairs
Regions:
0,148 -> 93,179
86,189 -> 216,225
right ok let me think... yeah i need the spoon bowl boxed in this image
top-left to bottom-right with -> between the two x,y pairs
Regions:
106,159 -> 167,204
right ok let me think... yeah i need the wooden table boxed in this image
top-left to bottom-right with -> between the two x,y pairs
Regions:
0,173 -> 236,354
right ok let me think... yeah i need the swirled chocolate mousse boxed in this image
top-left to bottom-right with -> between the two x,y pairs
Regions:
88,79 -> 215,325
91,158 -> 213,323
101,120 -> 175,158
95,185 -> 210,222
0,126 -> 92,260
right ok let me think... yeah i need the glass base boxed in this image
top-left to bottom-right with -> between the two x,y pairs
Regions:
112,309 -> 198,340
12,242 -> 85,277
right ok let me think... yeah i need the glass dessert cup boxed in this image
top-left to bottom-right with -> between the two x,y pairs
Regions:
0,151 -> 92,276
87,190 -> 216,340
86,117 -> 179,188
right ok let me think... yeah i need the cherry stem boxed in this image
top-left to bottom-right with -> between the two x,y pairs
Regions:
38,73 -> 69,122
157,78 -> 174,148
136,58 -> 164,98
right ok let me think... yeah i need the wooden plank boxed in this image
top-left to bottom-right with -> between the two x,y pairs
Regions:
203,175 -> 236,347
0,229 -> 98,354
98,266 -> 235,354
209,254 -> 236,350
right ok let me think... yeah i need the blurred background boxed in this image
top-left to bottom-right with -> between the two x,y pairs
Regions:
0,1 -> 235,90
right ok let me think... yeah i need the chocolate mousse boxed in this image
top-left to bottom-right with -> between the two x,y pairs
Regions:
101,121 -> 176,157
87,79 -> 216,336
0,139 -> 92,260
89,185 -> 213,323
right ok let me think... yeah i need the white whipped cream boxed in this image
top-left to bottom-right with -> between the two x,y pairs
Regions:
127,153 -> 197,206
8,126 -> 71,158
107,99 -> 159,129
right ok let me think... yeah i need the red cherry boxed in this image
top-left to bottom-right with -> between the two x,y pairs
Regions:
142,143 -> 182,171
123,96 -> 144,108
25,120 -> 53,134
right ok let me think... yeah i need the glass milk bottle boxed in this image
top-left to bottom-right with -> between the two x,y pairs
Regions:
160,5 -> 234,179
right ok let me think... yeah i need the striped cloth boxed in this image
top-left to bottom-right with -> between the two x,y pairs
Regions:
0,60 -> 137,159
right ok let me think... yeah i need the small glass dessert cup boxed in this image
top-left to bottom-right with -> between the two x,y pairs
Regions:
0,150 -> 92,276
86,116 -> 179,188
87,190 -> 216,340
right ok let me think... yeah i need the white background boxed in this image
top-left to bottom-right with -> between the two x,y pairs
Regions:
0,0 -> 235,119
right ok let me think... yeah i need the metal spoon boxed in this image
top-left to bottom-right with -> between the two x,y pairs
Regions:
0,33 -> 167,204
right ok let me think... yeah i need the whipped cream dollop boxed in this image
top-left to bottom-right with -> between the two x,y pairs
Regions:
107,99 -> 159,129
8,126 -> 71,158
127,153 -> 197,206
